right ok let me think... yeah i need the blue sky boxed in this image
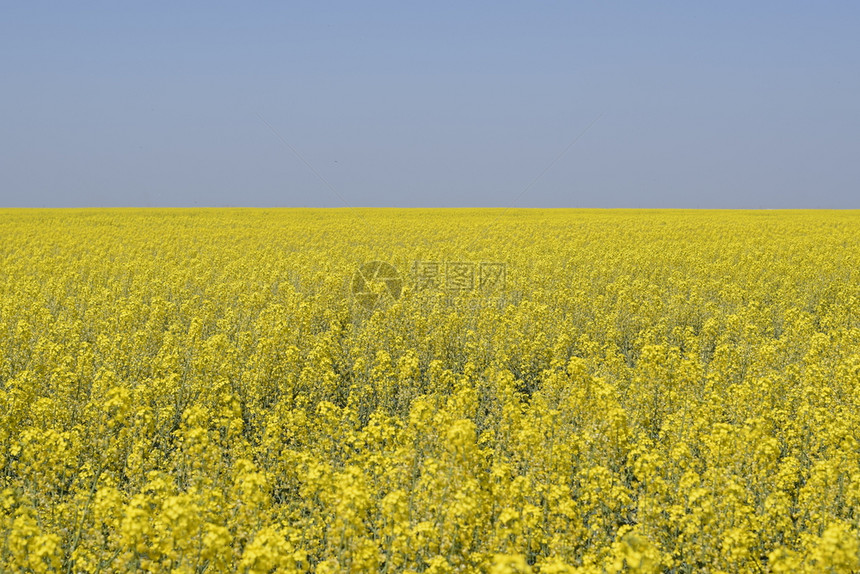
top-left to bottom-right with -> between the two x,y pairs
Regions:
2,2 -> 859,208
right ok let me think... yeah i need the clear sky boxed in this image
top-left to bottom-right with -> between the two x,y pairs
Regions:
2,2 -> 859,208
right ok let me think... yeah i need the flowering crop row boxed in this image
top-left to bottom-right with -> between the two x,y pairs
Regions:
2,208 -> 860,572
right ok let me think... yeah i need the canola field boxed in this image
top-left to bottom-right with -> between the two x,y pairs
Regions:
2,208 -> 860,573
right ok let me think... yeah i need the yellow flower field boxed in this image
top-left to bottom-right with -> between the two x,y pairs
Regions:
2,208 -> 860,573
